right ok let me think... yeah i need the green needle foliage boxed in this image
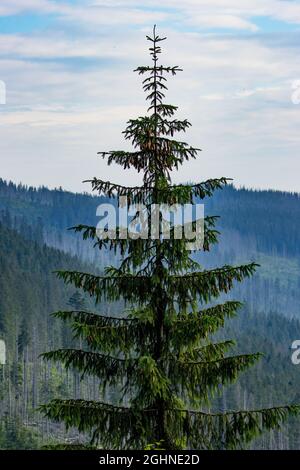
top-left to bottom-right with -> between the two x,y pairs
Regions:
40,27 -> 300,449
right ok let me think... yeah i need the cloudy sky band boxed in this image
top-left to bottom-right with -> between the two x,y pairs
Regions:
1,0 -> 300,192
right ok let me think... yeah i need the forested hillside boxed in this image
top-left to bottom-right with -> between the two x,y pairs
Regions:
1,179 -> 300,448
2,179 -> 299,258
0,221 -> 88,354
0,222 -> 100,448
0,179 -> 110,265
206,186 -> 300,258
1,178 -> 299,316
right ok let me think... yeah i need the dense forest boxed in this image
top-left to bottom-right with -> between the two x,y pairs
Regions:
0,220 -> 113,448
0,179 -> 300,448
2,179 -> 299,258
1,178 -> 299,316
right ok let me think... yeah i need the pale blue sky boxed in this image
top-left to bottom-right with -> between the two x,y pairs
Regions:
1,0 -> 300,193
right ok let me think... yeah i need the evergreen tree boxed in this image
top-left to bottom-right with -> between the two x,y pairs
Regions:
67,291 -> 86,312
40,27 -> 299,450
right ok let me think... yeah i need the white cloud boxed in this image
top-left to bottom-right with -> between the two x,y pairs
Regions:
1,1 -> 300,192
0,0 -> 296,31
91,0 -> 300,28
234,85 -> 282,98
2,0 -> 300,31
186,14 -> 258,31
0,0 -> 59,16
0,1 -> 170,27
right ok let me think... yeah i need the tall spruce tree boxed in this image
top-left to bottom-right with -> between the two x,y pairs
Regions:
40,27 -> 299,449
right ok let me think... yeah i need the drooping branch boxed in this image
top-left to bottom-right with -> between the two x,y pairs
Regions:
55,263 -> 258,305
170,353 -> 262,405
84,176 -> 231,204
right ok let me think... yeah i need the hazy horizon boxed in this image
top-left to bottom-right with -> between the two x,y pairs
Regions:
2,174 -> 300,198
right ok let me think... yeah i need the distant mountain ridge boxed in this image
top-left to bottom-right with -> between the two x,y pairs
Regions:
0,177 -> 299,316
1,178 -> 299,259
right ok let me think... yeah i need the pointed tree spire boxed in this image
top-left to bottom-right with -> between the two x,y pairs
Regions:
40,27 -> 300,450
